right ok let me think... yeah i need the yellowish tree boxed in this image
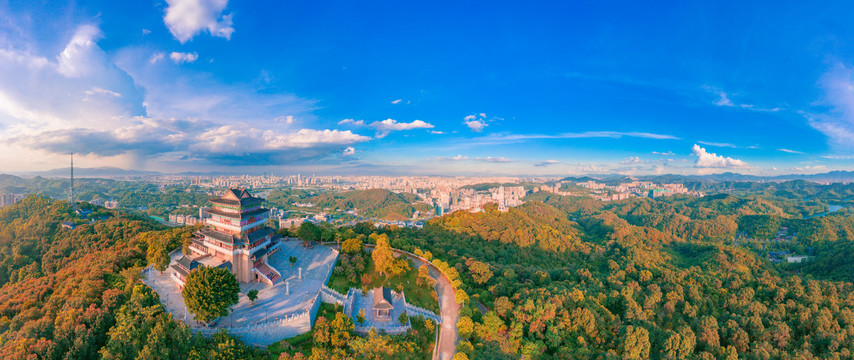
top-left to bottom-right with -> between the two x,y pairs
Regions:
341,238 -> 363,254
457,316 -> 473,338
372,234 -> 406,277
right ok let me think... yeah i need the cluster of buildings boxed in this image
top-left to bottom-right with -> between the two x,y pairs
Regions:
278,213 -> 330,229
430,185 -> 527,214
0,193 -> 21,208
536,180 -> 704,201
373,220 -> 425,229
88,198 -> 119,209
335,176 -> 527,193
167,214 -> 204,225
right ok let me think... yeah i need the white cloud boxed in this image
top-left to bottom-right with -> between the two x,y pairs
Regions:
534,160 -> 561,167
85,87 -> 122,98
369,118 -> 434,138
56,25 -> 104,78
806,64 -> 854,152
822,154 -> 854,160
275,115 -> 295,125
464,120 -> 488,132
475,157 -> 512,163
778,148 -> 804,154
697,140 -> 737,148
705,86 -> 782,112
430,130 -> 446,134
620,156 -> 641,165
391,99 -> 402,104
713,90 -> 734,107
791,165 -> 828,173
263,129 -> 368,149
652,151 -> 675,155
691,144 -> 749,168
338,118 -> 365,126
190,126 -> 370,158
463,113 -> 491,132
149,52 -> 166,64
437,155 -> 468,161
0,25 -> 145,134
0,24 -> 373,169
170,51 -> 198,64
163,0 -> 234,43
343,146 -> 355,156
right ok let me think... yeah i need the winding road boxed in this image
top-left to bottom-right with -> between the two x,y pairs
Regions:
401,252 -> 460,360
330,243 -> 460,360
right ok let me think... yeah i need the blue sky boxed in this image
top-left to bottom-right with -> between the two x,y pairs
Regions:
1,1 -> 854,175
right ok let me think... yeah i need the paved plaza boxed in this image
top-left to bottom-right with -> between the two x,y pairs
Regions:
144,239 -> 338,329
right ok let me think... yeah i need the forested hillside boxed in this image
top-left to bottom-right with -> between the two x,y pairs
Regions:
433,202 -> 586,253
0,196 -> 266,359
379,190 -> 854,359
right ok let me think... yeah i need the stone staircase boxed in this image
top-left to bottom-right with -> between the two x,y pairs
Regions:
256,263 -> 281,284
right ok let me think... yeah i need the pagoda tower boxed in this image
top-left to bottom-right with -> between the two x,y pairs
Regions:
188,188 -> 282,284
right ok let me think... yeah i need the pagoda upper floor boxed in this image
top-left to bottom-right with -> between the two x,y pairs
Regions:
210,188 -> 264,211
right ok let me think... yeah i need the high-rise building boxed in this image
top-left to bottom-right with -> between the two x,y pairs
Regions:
174,188 -> 282,287
0,193 -> 20,208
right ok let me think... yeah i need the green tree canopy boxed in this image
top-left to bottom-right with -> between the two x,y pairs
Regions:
181,266 -> 240,324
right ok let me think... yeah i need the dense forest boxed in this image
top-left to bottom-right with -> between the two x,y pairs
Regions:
0,196 -> 267,359
380,189 -> 854,359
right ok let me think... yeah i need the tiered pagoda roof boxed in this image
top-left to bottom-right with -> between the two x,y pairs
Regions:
210,188 -> 263,206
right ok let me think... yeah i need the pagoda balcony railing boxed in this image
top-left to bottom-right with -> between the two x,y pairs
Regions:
189,243 -> 208,253
206,218 -> 266,232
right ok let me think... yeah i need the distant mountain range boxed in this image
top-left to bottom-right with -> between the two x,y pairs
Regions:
561,171 -> 854,184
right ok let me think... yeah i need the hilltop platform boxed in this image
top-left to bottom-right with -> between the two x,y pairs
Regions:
143,239 -> 338,344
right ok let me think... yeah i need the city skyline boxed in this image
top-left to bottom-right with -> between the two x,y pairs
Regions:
3,1 -> 854,176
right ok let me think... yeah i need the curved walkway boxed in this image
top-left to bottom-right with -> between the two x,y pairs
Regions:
404,252 -> 459,360
328,243 -> 460,360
